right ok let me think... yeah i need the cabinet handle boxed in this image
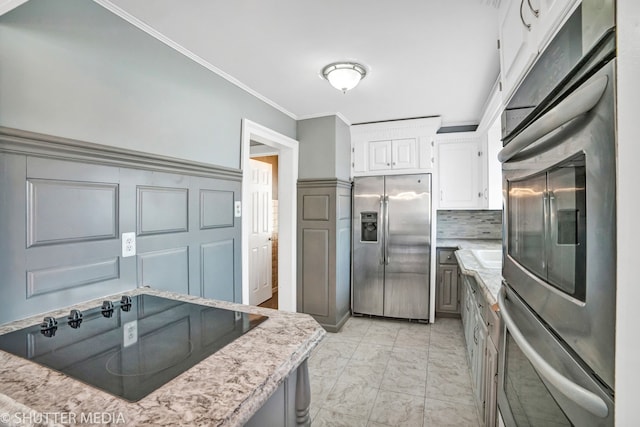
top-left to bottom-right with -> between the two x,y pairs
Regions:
519,0 -> 532,30
527,0 -> 539,17
440,190 -> 444,201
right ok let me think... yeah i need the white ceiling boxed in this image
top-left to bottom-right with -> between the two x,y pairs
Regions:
105,0 -> 501,126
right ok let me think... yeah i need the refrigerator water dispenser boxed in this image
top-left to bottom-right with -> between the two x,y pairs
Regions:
360,212 -> 378,242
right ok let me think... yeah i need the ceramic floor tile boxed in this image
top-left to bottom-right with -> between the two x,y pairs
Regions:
369,390 -> 425,427
426,369 -> 475,405
394,330 -> 430,349
424,397 -> 481,427
312,316 -> 478,427
323,380 -> 379,419
310,373 -> 338,409
380,359 -> 427,397
312,408 -> 369,427
308,353 -> 349,380
339,362 -> 387,388
351,342 -> 393,366
389,346 -> 430,369
312,339 -> 359,360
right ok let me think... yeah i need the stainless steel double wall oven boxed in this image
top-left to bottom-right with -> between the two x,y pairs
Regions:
498,1 -> 616,426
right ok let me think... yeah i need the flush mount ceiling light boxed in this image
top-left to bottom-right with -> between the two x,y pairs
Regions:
321,62 -> 367,93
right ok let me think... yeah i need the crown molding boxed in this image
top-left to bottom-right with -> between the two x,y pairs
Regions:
93,0 -> 297,121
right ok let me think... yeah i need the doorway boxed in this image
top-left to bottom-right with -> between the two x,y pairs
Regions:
241,119 -> 298,312
249,155 -> 278,308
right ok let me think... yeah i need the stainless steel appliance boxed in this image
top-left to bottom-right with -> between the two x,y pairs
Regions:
497,2 -> 616,425
0,295 -> 267,401
352,174 -> 431,320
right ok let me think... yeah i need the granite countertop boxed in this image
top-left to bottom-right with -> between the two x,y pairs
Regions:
436,239 -> 503,306
0,288 -> 325,427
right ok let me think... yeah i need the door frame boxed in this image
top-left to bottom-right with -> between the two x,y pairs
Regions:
241,119 -> 298,311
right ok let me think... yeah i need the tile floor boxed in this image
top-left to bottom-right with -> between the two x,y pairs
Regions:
308,316 -> 482,427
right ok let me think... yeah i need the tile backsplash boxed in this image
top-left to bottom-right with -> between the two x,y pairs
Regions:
437,210 -> 503,240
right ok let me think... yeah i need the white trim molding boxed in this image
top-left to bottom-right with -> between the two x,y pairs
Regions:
241,119 -> 299,312
92,0 -> 297,121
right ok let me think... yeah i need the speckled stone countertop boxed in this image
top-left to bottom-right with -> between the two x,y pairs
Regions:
0,288 -> 325,427
436,239 -> 503,306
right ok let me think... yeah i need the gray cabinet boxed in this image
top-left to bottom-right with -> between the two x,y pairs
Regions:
460,274 -> 501,427
484,338 -> 499,427
436,248 -> 460,315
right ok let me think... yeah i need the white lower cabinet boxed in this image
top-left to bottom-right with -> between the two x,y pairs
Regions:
461,274 -> 501,427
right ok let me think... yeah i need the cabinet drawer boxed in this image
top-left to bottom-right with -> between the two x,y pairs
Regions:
438,249 -> 457,265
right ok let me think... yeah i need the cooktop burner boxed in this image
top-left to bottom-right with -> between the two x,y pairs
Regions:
0,295 -> 268,401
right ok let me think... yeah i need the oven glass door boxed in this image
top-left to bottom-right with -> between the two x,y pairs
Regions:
504,332 -> 572,426
507,154 -> 586,300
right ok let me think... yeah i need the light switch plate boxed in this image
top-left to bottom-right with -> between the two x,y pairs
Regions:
234,201 -> 242,217
122,232 -> 136,257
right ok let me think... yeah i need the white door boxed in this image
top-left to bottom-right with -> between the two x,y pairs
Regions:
248,159 -> 273,305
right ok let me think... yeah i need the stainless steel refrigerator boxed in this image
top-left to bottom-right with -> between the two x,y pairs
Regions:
352,174 -> 431,320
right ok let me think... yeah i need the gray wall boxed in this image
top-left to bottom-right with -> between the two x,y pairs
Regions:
0,0 -> 296,170
0,129 -> 242,324
437,210 -> 502,240
297,115 -> 351,180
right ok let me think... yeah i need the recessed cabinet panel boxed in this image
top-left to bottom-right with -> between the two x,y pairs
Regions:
368,140 -> 392,171
437,138 -> 481,209
392,138 -> 417,169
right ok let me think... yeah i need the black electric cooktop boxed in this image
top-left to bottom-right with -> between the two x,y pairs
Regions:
0,295 -> 268,402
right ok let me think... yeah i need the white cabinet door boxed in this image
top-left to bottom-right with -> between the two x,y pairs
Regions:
418,136 -> 434,170
392,138 -> 417,169
485,118 -> 504,210
437,139 -> 482,209
537,0 -> 576,49
499,0 -> 540,100
352,138 -> 368,173
368,140 -> 392,171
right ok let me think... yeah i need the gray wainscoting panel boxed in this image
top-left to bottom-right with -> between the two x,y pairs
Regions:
201,240 -> 235,302
297,179 -> 352,332
302,229 -> 329,317
26,257 -> 120,298
200,189 -> 234,229
0,128 -> 243,325
137,247 -> 189,294
137,186 -> 189,236
302,195 -> 329,221
26,179 -> 118,247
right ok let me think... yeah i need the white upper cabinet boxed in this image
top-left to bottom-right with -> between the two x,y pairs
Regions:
499,0 -> 578,101
367,138 -> 417,171
350,117 -> 441,177
436,135 -> 482,209
499,0 -> 539,101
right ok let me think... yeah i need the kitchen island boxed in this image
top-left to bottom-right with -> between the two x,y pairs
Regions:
0,288 -> 325,426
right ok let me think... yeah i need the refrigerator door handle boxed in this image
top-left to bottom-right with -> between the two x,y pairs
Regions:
384,196 -> 390,265
379,196 -> 385,265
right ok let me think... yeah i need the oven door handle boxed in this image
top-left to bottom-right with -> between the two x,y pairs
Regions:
498,74 -> 608,163
497,287 -> 609,418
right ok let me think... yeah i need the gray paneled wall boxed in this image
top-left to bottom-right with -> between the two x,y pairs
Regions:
437,210 -> 503,239
297,179 -> 351,332
0,128 -> 242,324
